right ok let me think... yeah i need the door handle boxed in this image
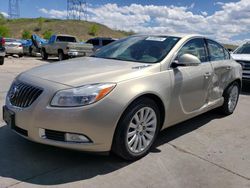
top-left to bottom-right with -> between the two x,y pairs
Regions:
204,72 -> 212,79
226,66 -> 232,70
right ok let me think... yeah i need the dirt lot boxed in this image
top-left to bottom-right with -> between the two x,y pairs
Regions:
0,57 -> 250,188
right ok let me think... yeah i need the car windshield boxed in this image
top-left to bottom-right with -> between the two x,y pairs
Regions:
5,38 -> 16,42
93,36 -> 180,63
234,43 -> 250,54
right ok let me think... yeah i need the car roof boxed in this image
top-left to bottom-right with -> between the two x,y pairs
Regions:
89,37 -> 115,40
134,34 -> 205,40
56,34 -> 76,38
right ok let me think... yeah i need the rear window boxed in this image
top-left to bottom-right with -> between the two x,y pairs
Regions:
102,39 -> 115,46
56,36 -> 77,42
87,39 -> 100,46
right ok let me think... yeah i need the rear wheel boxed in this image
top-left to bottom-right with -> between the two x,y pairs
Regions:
112,98 -> 160,161
218,82 -> 240,115
58,51 -> 66,61
0,57 -> 4,65
41,49 -> 48,60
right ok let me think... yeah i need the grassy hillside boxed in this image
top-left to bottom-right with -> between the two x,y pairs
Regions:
2,18 -> 133,41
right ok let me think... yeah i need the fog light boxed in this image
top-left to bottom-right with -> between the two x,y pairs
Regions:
65,133 -> 90,143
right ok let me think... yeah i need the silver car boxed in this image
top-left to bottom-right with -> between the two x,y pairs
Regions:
5,38 -> 23,57
3,35 -> 242,160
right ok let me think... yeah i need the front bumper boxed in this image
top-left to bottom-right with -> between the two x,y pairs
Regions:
67,50 -> 86,57
3,75 -> 123,152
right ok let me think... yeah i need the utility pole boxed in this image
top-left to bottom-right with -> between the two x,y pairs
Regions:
8,0 -> 20,19
67,0 -> 88,21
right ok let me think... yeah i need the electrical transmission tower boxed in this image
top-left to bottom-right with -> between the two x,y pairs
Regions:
67,0 -> 88,21
8,0 -> 20,19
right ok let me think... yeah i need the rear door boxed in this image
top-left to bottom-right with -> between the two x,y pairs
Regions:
206,39 -> 233,101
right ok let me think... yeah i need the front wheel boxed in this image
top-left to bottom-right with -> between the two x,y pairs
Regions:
112,98 -> 161,161
218,82 -> 240,115
41,49 -> 48,60
0,57 -> 4,65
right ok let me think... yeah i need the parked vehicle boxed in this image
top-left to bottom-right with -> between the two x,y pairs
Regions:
231,42 -> 250,82
22,35 -> 48,57
0,37 -> 5,65
22,39 -> 33,56
86,37 -> 116,51
3,35 -> 242,160
5,38 -> 23,57
41,34 -> 93,61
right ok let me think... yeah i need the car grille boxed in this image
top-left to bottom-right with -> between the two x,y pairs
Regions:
45,129 -> 65,142
236,60 -> 250,70
8,82 -> 43,108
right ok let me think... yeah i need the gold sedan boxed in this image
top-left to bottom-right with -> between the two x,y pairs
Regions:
3,35 -> 242,160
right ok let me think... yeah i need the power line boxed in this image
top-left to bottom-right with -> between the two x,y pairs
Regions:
67,0 -> 88,21
8,0 -> 20,19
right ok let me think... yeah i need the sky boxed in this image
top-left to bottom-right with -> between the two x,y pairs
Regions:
0,0 -> 249,44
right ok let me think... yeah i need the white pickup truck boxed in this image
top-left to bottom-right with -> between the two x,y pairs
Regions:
41,34 -> 93,61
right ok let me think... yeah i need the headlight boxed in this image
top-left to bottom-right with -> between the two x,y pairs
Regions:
51,83 -> 116,107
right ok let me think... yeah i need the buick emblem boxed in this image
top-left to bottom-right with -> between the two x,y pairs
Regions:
9,85 -> 19,99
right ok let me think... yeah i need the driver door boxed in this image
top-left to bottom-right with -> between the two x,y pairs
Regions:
168,38 -> 213,124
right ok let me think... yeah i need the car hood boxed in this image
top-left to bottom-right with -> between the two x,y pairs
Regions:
22,57 -> 157,87
231,54 -> 250,61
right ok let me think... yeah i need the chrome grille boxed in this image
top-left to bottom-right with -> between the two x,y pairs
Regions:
236,60 -> 250,70
8,82 -> 43,108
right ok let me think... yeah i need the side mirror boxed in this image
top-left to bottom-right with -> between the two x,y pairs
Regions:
172,54 -> 201,68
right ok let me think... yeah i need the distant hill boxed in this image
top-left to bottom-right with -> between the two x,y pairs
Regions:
3,18 -> 134,41
222,44 -> 238,52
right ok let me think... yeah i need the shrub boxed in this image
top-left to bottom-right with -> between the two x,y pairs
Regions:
22,30 -> 31,39
0,25 -> 10,37
37,17 -> 44,30
43,30 -> 53,40
88,24 -> 99,36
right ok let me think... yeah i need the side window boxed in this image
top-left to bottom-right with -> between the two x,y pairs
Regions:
177,38 -> 208,63
207,40 -> 225,61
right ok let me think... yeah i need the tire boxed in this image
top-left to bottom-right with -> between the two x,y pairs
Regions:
41,49 -> 48,60
19,54 -> 23,58
0,57 -> 4,65
58,51 -> 66,61
218,82 -> 240,115
112,97 -> 161,161
29,47 -> 32,56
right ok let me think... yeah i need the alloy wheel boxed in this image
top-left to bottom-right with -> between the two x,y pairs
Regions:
126,107 -> 157,154
228,85 -> 239,112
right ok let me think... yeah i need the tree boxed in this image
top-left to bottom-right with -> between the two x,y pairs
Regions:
0,26 -> 10,37
22,30 -> 31,39
43,30 -> 53,40
0,13 -> 6,25
88,24 -> 99,36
